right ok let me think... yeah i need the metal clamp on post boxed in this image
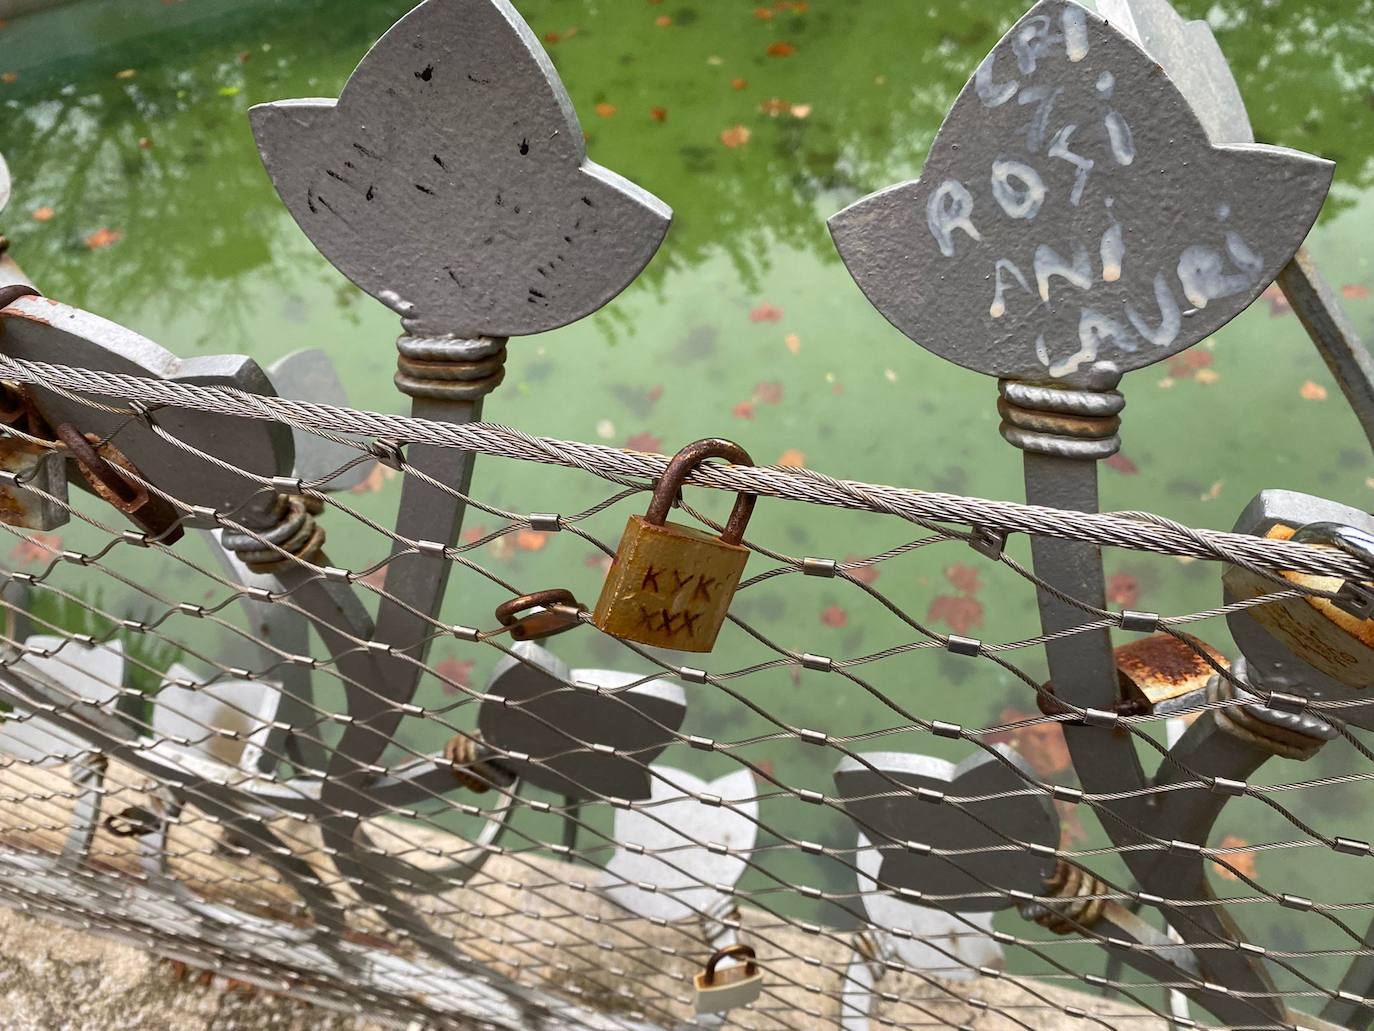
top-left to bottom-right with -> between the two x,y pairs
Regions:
220,493 -> 325,574
393,332 -> 508,402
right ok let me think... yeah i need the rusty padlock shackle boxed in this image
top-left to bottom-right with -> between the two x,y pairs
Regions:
55,423 -> 141,507
700,943 -> 758,986
644,438 -> 756,546
495,588 -> 587,642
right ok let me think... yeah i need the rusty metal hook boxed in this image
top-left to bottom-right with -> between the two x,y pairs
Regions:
494,589 -> 586,641
55,423 -> 184,544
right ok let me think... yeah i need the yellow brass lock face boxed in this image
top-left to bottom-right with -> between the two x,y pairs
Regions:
593,439 -> 756,653
593,514 -> 748,652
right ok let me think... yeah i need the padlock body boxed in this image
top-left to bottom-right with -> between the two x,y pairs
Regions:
693,966 -> 763,1014
593,515 -> 748,652
0,440 -> 67,530
1223,523 -> 1374,689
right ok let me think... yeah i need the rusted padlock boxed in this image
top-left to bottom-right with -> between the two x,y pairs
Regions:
593,439 -> 755,653
0,382 -> 67,530
495,589 -> 586,642
693,943 -> 763,1014
56,424 -> 184,544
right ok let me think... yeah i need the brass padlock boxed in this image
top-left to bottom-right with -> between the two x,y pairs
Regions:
593,439 -> 755,653
693,944 -> 763,1014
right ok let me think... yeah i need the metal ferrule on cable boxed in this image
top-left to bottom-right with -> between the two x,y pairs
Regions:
996,380 -> 1125,461
393,329 -> 509,402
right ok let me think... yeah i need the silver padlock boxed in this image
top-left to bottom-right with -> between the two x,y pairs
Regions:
693,944 -> 763,1014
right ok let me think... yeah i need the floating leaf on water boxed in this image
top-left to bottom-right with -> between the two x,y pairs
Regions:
1105,452 -> 1139,475
513,528 -> 547,552
754,6 -> 773,19
625,431 -> 662,453
594,102 -> 617,118
218,85 -> 241,97
720,124 -> 752,148
649,106 -> 667,122
1343,284 -> 1371,301
115,69 -> 137,80
31,206 -> 54,222
760,97 -> 788,117
1106,571 -> 1139,607
1,72 -> 17,84
748,301 -> 782,322
731,77 -> 748,90
84,227 -> 122,250
1300,379 -> 1328,401
844,556 -> 879,585
8,532 -> 61,566
766,41 -> 795,57
820,604 -> 848,628
944,562 -> 981,595
731,400 -> 755,420
784,333 -> 801,354
433,658 -> 475,694
1263,283 -> 1291,316
654,14 -> 672,27
1212,833 -> 1259,882
595,418 -> 616,439
987,706 -> 1071,778
753,380 -> 784,404
790,103 -> 812,119
928,593 -> 983,635
777,448 -> 806,467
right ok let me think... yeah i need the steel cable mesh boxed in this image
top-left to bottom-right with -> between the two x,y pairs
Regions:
0,372 -> 1370,1031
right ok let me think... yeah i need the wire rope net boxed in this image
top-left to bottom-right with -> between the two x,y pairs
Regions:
0,356 -> 1370,1031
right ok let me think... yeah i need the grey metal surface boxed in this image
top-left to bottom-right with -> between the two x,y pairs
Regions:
832,747 -> 1059,911
828,0 -> 1331,389
0,295 -> 293,529
266,349 -> 374,492
478,644 -> 686,801
249,0 -> 671,338
599,764 -> 757,924
1099,0 -> 1374,454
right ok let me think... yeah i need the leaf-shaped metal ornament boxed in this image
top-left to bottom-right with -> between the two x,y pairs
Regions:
0,296 -> 293,529
477,643 -> 686,801
828,0 -> 1331,388
250,0 -> 672,336
600,765 -> 758,923
0,636 -> 124,766
833,747 -> 1059,912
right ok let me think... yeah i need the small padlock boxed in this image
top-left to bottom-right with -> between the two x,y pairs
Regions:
593,439 -> 755,653
693,944 -> 763,1014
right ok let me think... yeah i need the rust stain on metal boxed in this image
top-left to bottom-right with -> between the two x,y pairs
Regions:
1115,632 -> 1227,706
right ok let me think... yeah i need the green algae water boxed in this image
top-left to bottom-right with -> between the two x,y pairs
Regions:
3,0 -> 1374,1014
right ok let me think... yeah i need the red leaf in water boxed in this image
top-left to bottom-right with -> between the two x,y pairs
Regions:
1167,350 -> 1213,380
433,658 -> 475,694
720,124 -> 752,148
9,532 -> 60,566
766,41 -> 796,56
731,77 -> 749,91
349,462 -> 397,494
1106,571 -> 1139,608
1105,452 -> 1139,475
820,604 -> 848,628
1342,284 -> 1370,301
753,6 -> 773,18
1213,834 -> 1259,882
646,384 -> 664,403
844,556 -> 879,585
654,14 -> 672,26
944,562 -> 981,595
359,566 -> 388,590
461,524 -> 489,545
31,206 -> 54,222
777,448 -> 806,468
626,432 -> 663,453
594,102 -> 617,118
927,594 -> 983,635
543,30 -> 562,44
756,758 -> 776,778
759,97 -> 788,117
84,227 -> 122,250
986,706 -> 1071,778
753,381 -> 784,405
749,301 -> 783,322
732,401 -> 755,420
649,106 -> 668,122
514,529 -> 547,552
